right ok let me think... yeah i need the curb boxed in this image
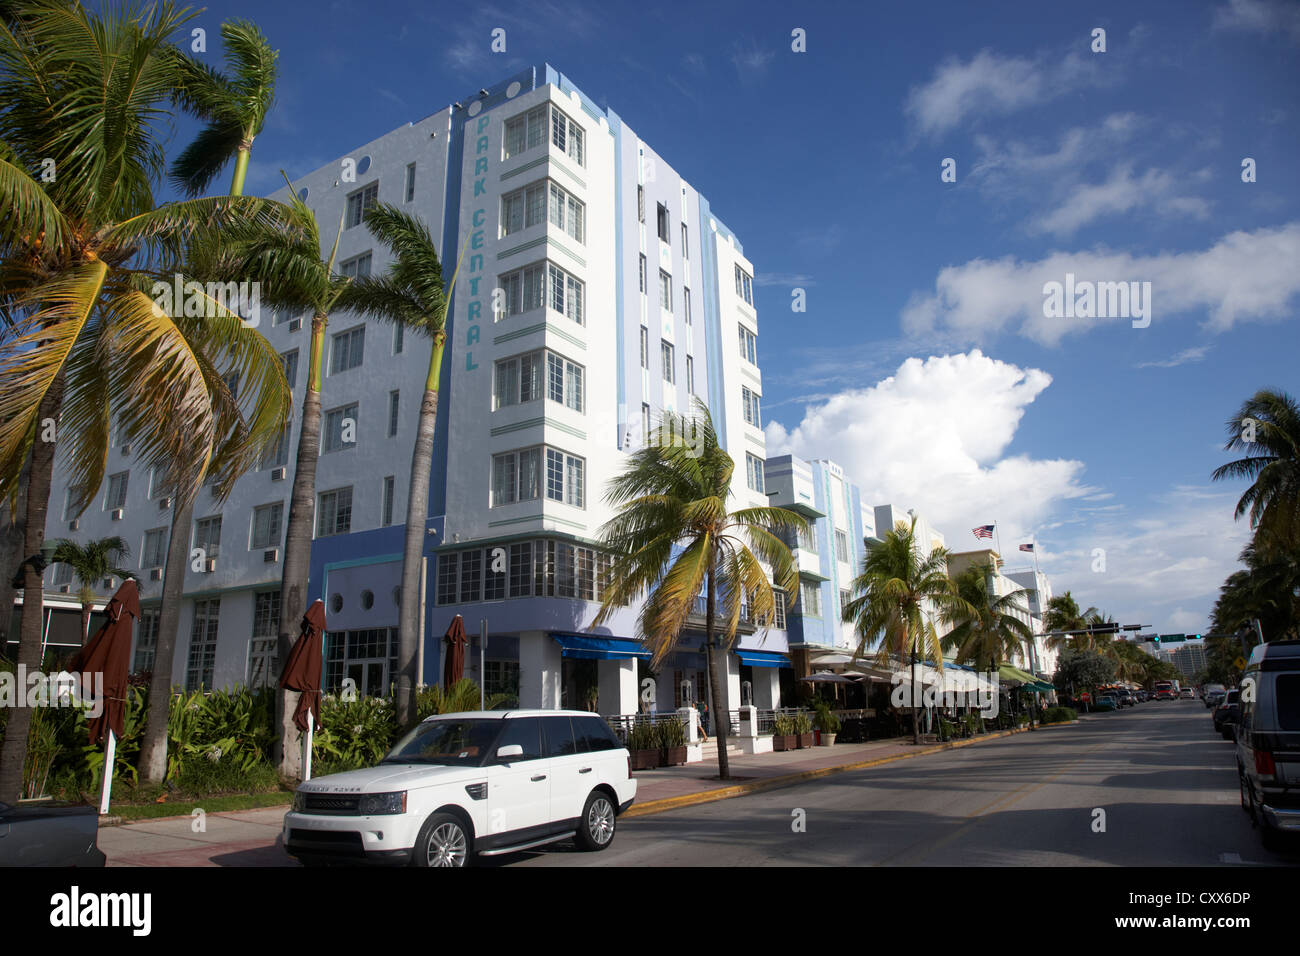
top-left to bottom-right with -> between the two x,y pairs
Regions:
99,799 -> 292,827
622,722 -> 1066,818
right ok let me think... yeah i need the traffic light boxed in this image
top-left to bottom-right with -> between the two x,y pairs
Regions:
1153,635 -> 1160,646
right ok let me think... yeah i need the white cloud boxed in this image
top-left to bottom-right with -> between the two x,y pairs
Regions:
1214,0 -> 1300,43
1031,165 -> 1210,237
1135,345 -> 1211,369
901,222 -> 1300,346
764,350 -> 1094,549
905,48 -> 1105,137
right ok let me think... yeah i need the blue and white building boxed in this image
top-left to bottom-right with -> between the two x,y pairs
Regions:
39,64 -> 787,718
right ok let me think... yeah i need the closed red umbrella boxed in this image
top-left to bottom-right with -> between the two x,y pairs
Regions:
443,614 -> 467,691
66,578 -> 139,745
279,599 -> 326,733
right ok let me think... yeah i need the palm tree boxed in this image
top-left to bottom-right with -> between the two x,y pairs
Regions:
842,516 -> 969,745
1043,591 -> 1099,651
594,401 -> 804,780
1212,388 -> 1300,556
0,0 -> 293,802
337,203 -> 463,728
942,561 -> 1032,671
48,536 -> 132,644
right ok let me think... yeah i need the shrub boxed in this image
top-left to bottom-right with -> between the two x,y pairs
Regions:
655,717 -> 686,750
626,721 -> 657,752
1041,706 -> 1077,725
812,699 -> 841,734
773,712 -> 796,736
793,711 -> 812,735
313,695 -> 397,775
172,752 -> 280,796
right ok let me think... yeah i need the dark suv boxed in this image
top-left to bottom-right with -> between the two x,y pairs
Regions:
1236,641 -> 1300,851
1213,689 -> 1241,739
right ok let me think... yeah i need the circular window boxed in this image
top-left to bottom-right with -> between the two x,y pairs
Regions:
505,81 -> 521,99
393,586 -> 402,608
356,155 -> 372,175
361,589 -> 374,610
330,593 -> 343,614
467,100 -> 482,117
297,187 -> 309,201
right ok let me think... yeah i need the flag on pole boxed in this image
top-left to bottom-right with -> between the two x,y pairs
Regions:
972,525 -> 994,540
1019,543 -> 1035,553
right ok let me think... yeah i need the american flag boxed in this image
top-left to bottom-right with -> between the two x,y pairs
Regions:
972,525 -> 994,540
1019,543 -> 1035,553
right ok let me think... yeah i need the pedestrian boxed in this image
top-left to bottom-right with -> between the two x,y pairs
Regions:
696,700 -> 709,743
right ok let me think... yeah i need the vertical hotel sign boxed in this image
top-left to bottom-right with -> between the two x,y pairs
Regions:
464,111 -> 491,371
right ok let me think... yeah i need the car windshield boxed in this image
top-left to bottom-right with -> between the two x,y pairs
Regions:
382,719 -> 503,766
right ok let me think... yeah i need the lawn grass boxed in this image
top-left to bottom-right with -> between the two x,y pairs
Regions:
106,790 -> 293,821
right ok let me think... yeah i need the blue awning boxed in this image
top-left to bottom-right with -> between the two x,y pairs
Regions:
735,650 -> 791,669
550,633 -> 651,661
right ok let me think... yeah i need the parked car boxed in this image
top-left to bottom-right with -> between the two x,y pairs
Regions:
1093,695 -> 1119,712
1114,691 -> 1136,707
283,710 -> 636,867
1180,688 -> 1195,699
1205,687 -> 1228,709
1214,689 -> 1242,739
0,801 -> 107,866
1236,641 -> 1300,851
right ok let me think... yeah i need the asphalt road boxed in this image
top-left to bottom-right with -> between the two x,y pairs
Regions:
493,699 -> 1300,867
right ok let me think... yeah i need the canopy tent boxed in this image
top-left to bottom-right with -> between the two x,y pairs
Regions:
736,649 -> 791,669
799,671 -> 861,683
550,633 -> 651,661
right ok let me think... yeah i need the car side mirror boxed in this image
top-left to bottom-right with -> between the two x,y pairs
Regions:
496,744 -> 524,761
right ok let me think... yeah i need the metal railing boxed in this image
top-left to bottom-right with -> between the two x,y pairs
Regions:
606,711 -> 685,744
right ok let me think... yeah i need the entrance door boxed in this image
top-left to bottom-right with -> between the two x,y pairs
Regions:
345,658 -> 388,698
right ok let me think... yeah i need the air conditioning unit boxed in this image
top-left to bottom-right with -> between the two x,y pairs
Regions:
58,584 -> 70,593
110,508 -> 124,521
159,496 -> 172,510
288,318 -> 302,332
203,558 -> 216,573
263,548 -> 280,563
149,568 -> 163,581
68,519 -> 79,531
271,467 -> 287,481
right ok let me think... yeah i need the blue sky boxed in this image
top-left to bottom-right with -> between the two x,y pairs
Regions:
159,0 -> 1299,634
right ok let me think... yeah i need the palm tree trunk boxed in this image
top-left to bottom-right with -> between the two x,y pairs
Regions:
276,312 -> 327,778
705,560 -> 730,779
0,373 -> 63,803
229,140 -> 252,197
0,452 -> 31,657
910,633 -> 920,746
139,489 -> 197,785
395,330 -> 445,728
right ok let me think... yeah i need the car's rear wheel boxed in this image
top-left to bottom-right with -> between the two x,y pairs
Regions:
575,790 -> 617,852
413,813 -> 471,868
1239,771 -> 1252,812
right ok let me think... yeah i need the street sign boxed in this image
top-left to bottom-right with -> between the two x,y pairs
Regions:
1233,656 -> 1247,670
1158,634 -> 1186,643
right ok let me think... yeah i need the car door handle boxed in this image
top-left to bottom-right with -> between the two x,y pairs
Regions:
531,774 -> 547,782
579,767 -> 593,774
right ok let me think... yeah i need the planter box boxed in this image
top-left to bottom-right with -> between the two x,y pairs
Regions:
630,749 -> 660,771
797,732 -> 814,749
819,733 -> 837,747
772,734 -> 795,752
660,746 -> 687,767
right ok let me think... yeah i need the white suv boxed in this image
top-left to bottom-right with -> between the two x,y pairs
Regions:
284,710 -> 636,867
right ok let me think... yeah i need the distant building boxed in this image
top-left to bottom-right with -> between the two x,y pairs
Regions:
1171,642 -> 1208,680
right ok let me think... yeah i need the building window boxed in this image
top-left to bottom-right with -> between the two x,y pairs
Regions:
134,606 -> 159,673
484,660 -> 519,696
262,421 -> 291,470
186,599 -> 220,691
437,553 -> 458,605
550,106 -> 585,165
547,262 -> 583,323
52,561 -> 73,586
459,549 -> 481,603
388,391 -> 400,437
683,288 -> 691,325
546,448 -> 584,507
317,487 -> 353,537
746,453 -> 765,493
146,467 -> 168,501
686,355 -> 695,395
642,403 -> 651,442
106,471 -> 129,511
501,181 -> 547,236
322,403 -> 359,453
491,447 -> 542,507
340,251 -> 371,279
638,254 -> 646,294
404,162 -> 416,202
637,185 -> 645,223
142,528 -> 167,569
742,387 -> 761,427
251,502 -> 283,551
661,341 -> 675,383
504,104 -> 547,160
839,589 -> 851,617
248,591 -> 280,689
738,324 -> 757,365
835,529 -> 849,563
549,182 -> 584,242
394,323 -> 404,355
546,352 -> 584,411
194,515 -> 222,561
496,262 -> 545,319
656,203 -> 670,243
280,349 -> 299,389
330,325 -> 365,373
681,223 -> 689,258
509,542 -> 532,597
658,270 -> 672,312
494,350 -> 542,408
382,476 -> 395,527
774,590 -> 787,630
735,264 -> 753,305
801,582 -> 821,617
345,182 -> 379,228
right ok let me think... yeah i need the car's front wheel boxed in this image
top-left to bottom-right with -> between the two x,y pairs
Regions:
413,813 -> 471,868
575,790 -> 617,852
